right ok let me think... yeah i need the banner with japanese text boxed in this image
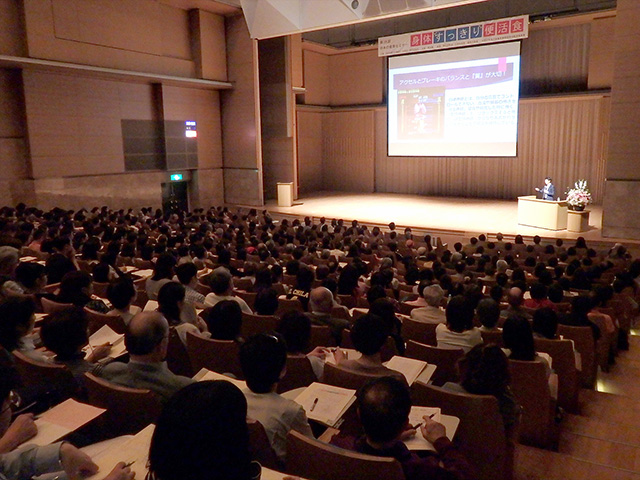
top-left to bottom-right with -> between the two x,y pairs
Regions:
378,15 -> 528,57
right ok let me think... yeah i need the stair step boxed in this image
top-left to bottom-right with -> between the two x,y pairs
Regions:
515,444 -> 640,480
563,414 -> 640,447
559,430 -> 640,471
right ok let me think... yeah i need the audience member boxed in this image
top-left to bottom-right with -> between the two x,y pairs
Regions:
106,278 -> 140,326
204,267 -> 252,313
239,333 -> 313,462
206,300 -> 244,342
94,311 -> 194,402
146,253 -> 176,301
147,380 -> 259,480
477,298 -> 501,332
436,296 -> 482,353
331,376 -> 474,480
444,344 -> 520,439
56,271 -> 110,313
336,313 -> 405,383
410,284 -> 446,324
175,262 -> 206,308
306,287 -> 350,345
277,311 -> 327,379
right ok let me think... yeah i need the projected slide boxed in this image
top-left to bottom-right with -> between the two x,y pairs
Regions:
388,42 -> 521,157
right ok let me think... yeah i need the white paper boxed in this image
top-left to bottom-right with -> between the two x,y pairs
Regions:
193,368 -> 247,390
294,382 -> 356,427
31,400 -> 106,445
325,349 -> 361,365
86,424 -> 155,480
143,300 -> 158,312
29,420 -> 72,446
133,269 -> 154,278
385,356 -> 427,385
83,325 -> 126,357
403,407 -> 460,451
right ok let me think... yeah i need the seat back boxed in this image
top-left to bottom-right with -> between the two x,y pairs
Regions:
534,338 -> 579,413
12,350 -> 77,405
247,418 -> 283,471
400,316 -> 437,346
241,312 -> 280,339
275,297 -> 304,316
404,340 -> 463,386
41,297 -> 73,313
397,302 -> 417,316
322,363 -> 382,391
84,308 -> 127,335
234,290 -> 257,310
507,359 -> 557,449
336,294 -> 357,309
410,383 -> 511,480
92,282 -> 110,299
309,325 -> 335,349
557,324 -> 596,388
340,330 -> 396,362
166,327 -> 194,377
133,258 -> 154,270
277,355 -> 317,393
480,329 -> 504,347
286,430 -> 405,480
42,282 -> 61,295
186,331 -> 243,378
83,372 -> 162,436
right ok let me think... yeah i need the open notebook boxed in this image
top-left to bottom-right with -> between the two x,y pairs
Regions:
83,325 -> 126,358
294,382 -> 357,427
403,406 -> 460,451
385,356 -> 435,385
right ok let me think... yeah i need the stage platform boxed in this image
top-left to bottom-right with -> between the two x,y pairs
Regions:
263,191 -> 639,249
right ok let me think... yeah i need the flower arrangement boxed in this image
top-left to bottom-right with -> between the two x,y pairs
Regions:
565,179 -> 592,210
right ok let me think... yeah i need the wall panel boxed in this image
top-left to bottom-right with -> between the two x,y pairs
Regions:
603,0 -> 640,239
296,109 -> 324,194
221,15 -> 263,205
303,50 -> 330,106
23,0 -> 195,77
323,110 -> 374,192
161,85 -> 223,169
0,0 -> 26,56
520,24 -> 590,95
329,50 -> 384,106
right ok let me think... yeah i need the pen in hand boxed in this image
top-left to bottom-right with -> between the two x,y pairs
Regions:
411,413 -> 436,429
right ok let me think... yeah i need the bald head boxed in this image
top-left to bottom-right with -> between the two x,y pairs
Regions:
126,312 -> 169,357
508,287 -> 524,307
309,287 -> 334,314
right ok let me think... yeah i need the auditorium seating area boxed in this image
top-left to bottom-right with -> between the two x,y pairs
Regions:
1,203 -> 640,480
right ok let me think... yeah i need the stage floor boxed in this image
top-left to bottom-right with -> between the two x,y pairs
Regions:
264,191 -> 621,244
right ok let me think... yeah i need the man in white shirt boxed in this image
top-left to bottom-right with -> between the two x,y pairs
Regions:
239,333 -> 313,463
203,267 -> 252,314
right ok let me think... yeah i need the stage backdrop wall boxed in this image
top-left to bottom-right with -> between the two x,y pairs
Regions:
298,95 -> 608,204
375,95 -> 609,204
297,16 -> 613,204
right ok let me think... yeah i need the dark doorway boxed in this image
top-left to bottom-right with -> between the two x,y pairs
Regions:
162,181 -> 189,213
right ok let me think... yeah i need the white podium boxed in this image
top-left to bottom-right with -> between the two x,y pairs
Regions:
276,182 -> 294,207
517,195 -> 568,230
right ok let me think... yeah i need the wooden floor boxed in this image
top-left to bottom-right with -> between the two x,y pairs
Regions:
514,330 -> 640,480
265,191 -> 610,240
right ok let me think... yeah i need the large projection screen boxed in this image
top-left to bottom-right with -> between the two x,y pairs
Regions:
387,41 -> 521,157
